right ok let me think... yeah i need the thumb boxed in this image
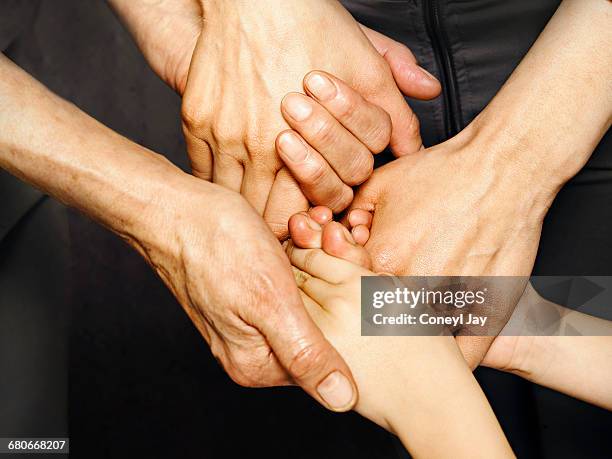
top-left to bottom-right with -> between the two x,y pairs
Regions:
361,24 -> 441,100
258,281 -> 359,412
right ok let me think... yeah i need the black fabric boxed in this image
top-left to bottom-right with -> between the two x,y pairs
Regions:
0,1 -> 43,244
0,198 -> 69,440
0,171 -> 43,243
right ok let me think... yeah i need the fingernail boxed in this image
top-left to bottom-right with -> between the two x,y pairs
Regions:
306,73 -> 337,101
317,371 -> 354,410
278,132 -> 308,162
284,95 -> 313,121
418,66 -> 438,82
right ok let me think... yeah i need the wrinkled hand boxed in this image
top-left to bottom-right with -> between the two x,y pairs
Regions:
138,172 -> 358,411
345,132 -> 553,367
111,0 -> 440,238
277,75 -> 555,368
182,0 -> 440,238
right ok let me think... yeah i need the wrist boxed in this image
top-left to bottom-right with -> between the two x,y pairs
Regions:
199,0 -> 340,28
126,164 -> 213,257
456,117 -> 561,225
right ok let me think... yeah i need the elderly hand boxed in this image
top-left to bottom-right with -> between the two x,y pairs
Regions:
0,52 -> 360,412
139,174 -> 360,410
110,0 -> 440,238
277,75 -> 559,368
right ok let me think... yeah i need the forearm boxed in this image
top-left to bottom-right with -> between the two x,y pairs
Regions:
521,336 -> 612,410
107,0 -> 200,92
386,338 -> 513,458
471,0 -> 611,201
509,300 -> 612,410
0,54 -> 190,251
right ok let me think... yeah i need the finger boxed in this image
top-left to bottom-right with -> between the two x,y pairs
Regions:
264,167 -> 309,240
276,130 -> 354,212
212,153 -> 244,192
296,285 -> 325,321
303,71 -> 392,155
351,225 -> 370,247
256,282 -> 358,411
241,165 -> 277,215
455,336 -> 495,370
383,92 -> 423,157
347,209 -> 373,229
293,267 -> 334,309
308,206 -> 333,226
281,93 -> 374,186
286,245 -> 360,284
183,127 -> 213,180
342,183 -> 379,229
360,25 -> 441,100
322,222 -> 372,270
288,213 -> 323,249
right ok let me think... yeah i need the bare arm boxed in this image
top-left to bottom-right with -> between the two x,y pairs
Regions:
0,54 -> 360,411
484,285 -> 612,411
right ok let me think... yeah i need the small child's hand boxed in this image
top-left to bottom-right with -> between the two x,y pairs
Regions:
286,209 -> 469,433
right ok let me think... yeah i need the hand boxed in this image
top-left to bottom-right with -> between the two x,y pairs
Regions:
136,173 -> 359,411
284,210 -> 513,457
343,132 -> 554,367
0,52 -> 359,413
278,75 -> 557,368
110,0 -> 441,238
183,0 -> 440,238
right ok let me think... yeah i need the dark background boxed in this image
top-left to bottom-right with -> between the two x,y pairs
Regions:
0,1 -> 610,458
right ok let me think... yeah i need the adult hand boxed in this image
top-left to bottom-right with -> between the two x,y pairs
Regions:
344,130 -> 554,367
140,174 -> 359,410
0,53 -> 358,412
274,73 -> 547,366
110,0 -> 441,238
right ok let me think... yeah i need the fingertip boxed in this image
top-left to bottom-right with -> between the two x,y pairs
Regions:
276,130 -> 309,164
322,222 -> 373,269
288,213 -> 323,249
351,225 -> 370,246
414,66 -> 442,100
304,70 -> 338,102
328,221 -> 356,245
316,370 -> 358,412
390,61 -> 442,101
348,209 -> 373,229
308,206 -> 333,225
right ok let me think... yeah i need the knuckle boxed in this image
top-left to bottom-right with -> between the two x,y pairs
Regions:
335,92 -> 358,121
345,149 -> 374,186
210,116 -> 236,143
181,98 -> 210,133
367,112 -> 393,154
363,59 -> 394,96
327,187 -> 354,213
303,160 -> 329,187
287,342 -> 328,382
311,118 -> 338,146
